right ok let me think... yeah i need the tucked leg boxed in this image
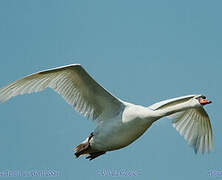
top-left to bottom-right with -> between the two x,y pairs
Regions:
74,132 -> 94,158
86,151 -> 106,161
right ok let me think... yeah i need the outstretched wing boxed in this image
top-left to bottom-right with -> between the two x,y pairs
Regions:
170,107 -> 213,153
0,64 -> 123,122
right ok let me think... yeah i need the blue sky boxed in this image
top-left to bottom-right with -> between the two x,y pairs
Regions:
0,0 -> 221,179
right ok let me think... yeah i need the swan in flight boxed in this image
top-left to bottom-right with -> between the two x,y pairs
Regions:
0,64 -> 213,160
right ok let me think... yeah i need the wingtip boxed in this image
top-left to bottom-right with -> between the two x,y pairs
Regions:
0,96 -> 7,104
194,148 -> 198,154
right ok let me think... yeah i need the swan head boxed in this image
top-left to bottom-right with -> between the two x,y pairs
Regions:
195,95 -> 212,106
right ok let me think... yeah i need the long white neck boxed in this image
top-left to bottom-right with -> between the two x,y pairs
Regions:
148,95 -> 197,119
153,101 -> 192,118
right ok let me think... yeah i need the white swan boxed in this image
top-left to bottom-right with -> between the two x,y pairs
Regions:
0,64 -> 213,160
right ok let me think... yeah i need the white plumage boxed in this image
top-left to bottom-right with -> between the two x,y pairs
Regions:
0,64 -> 213,160
171,108 -> 213,154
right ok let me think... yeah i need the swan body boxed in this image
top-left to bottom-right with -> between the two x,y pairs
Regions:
92,104 -> 154,151
0,64 -> 213,160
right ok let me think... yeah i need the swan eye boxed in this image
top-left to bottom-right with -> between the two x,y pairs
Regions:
201,96 -> 206,99
196,95 -> 206,100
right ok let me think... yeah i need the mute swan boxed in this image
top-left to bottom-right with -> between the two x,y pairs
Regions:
0,64 -> 213,160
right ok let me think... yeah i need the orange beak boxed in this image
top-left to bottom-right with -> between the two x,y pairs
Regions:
200,98 -> 212,105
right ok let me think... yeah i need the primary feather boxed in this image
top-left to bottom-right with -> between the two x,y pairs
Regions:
171,108 -> 213,153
